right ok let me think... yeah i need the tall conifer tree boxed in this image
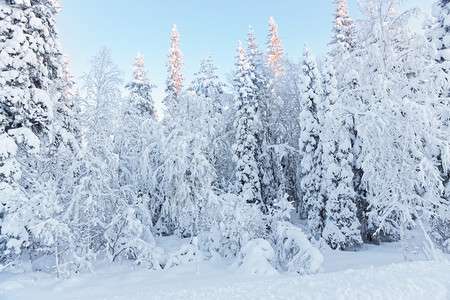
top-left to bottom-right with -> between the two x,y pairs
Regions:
164,24 -> 184,110
265,16 -> 285,79
298,43 -> 324,238
232,41 -> 262,205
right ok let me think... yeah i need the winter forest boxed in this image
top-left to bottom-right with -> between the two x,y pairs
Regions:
0,0 -> 449,298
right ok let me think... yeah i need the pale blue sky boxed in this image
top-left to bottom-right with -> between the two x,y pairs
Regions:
55,0 -> 431,108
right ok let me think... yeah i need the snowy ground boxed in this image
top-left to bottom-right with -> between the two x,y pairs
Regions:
1,236 -> 449,300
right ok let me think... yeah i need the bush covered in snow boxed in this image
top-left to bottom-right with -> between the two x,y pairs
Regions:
231,238 -> 278,275
165,239 -> 202,269
198,193 -> 266,258
275,221 -> 323,274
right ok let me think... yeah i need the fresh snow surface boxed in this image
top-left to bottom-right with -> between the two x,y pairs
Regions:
1,234 -> 449,300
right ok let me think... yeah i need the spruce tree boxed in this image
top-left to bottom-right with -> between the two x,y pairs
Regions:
232,41 -> 262,205
164,24 -> 184,111
247,27 -> 281,210
188,54 -> 225,103
298,43 -> 324,238
320,63 -> 362,250
125,52 -> 157,119
265,16 -> 284,79
329,0 -> 356,55
0,0 -> 67,266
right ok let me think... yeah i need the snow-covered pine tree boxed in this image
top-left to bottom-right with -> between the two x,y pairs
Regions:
265,16 -> 284,79
0,0 -> 68,269
327,0 -> 365,247
298,43 -> 325,239
188,54 -> 225,105
330,0 -> 356,55
125,52 -> 157,119
320,62 -> 362,250
264,18 -> 293,210
232,40 -> 262,205
329,0 -> 358,89
164,24 -> 184,111
247,27 -> 281,210
121,52 -> 158,198
274,58 -> 303,214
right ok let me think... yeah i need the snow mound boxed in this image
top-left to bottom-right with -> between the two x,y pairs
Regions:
232,238 -> 278,275
165,240 -> 202,269
275,221 -> 323,274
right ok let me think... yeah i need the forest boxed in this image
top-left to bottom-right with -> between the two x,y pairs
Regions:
0,0 -> 449,282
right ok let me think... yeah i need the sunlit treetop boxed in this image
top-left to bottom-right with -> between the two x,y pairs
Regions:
266,16 -> 285,78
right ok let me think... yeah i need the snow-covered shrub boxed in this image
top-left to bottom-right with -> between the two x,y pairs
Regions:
231,238 -> 278,275
213,194 -> 266,257
103,205 -> 156,264
275,221 -> 323,274
165,240 -> 201,269
267,194 -> 323,274
430,218 -> 450,254
137,246 -> 167,270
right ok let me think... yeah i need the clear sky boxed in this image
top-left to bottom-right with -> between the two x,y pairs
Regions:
55,0 -> 432,110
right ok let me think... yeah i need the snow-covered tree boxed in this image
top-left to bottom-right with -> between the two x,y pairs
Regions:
232,40 -> 262,205
73,47 -> 124,260
0,0 -> 67,269
114,53 -> 161,262
330,0 -> 356,54
352,0 -> 447,260
125,52 -> 157,119
274,59 -> 303,212
64,48 -> 155,267
430,0 -> 450,66
426,0 -> 450,253
428,0 -> 450,195
247,27 -> 281,209
188,54 -> 225,104
164,24 -> 184,111
120,51 -> 159,204
320,63 -> 362,250
321,0 -> 364,249
154,93 -> 216,237
188,55 -> 231,190
329,0 -> 358,92
298,43 -> 324,238
265,16 -> 284,79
